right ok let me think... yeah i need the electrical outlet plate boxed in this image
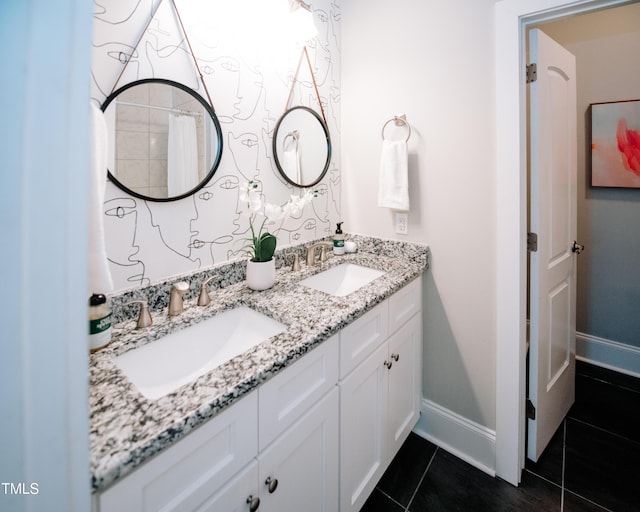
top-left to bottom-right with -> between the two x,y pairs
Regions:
395,212 -> 408,235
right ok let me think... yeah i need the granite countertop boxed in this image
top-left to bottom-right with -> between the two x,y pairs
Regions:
90,237 -> 429,493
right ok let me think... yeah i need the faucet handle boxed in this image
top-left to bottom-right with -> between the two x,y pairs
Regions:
198,274 -> 219,307
286,252 -> 301,272
305,244 -> 316,267
320,245 -> 330,262
124,300 -> 152,329
169,281 -> 189,316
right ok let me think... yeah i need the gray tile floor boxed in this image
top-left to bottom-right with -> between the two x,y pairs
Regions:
361,362 -> 640,511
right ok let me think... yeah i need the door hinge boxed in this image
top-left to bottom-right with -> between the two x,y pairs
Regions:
527,232 -> 538,252
526,399 -> 536,420
526,63 -> 537,83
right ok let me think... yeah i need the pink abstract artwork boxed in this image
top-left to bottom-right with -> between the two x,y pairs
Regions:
591,99 -> 640,188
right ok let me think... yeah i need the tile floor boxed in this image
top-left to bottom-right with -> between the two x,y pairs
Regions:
361,361 -> 640,511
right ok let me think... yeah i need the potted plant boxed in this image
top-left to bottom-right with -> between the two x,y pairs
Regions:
240,180 -> 317,290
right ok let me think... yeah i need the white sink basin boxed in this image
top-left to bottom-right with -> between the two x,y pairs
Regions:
114,306 -> 286,399
299,263 -> 385,297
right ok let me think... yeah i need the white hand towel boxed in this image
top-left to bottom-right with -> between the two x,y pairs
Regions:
378,139 -> 409,211
88,102 -> 114,295
282,131 -> 302,183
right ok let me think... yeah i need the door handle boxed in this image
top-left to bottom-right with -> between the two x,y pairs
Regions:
571,241 -> 584,254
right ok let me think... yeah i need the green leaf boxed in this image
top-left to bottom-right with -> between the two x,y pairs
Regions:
253,232 -> 277,262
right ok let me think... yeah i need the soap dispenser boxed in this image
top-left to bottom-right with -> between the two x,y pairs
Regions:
333,222 -> 345,255
88,293 -> 112,352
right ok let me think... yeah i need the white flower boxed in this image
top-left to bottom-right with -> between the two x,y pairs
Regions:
283,194 -> 304,217
239,180 -> 262,213
282,189 -> 318,217
264,203 -> 285,221
238,180 -> 318,262
300,189 -> 317,206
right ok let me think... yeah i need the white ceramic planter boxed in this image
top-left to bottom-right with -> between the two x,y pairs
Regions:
246,259 -> 276,291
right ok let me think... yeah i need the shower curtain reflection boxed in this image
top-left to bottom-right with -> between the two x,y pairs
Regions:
168,114 -> 198,197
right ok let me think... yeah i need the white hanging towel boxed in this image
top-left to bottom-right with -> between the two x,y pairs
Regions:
282,130 -> 302,183
378,139 -> 409,210
88,102 -> 114,295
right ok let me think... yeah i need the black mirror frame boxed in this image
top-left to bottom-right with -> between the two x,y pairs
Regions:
272,106 -> 331,188
101,78 -> 223,202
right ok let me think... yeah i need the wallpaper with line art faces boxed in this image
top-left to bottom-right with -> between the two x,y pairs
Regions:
92,0 -> 341,292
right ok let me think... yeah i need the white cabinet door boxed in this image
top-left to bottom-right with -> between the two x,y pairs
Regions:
387,313 -> 422,457
258,388 -> 339,512
339,343 -> 388,512
99,392 -> 258,512
195,462 -> 259,512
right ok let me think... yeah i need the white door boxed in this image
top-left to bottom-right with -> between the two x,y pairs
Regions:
528,28 -> 578,462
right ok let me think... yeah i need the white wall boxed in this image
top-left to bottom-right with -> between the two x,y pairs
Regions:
342,0 -> 497,429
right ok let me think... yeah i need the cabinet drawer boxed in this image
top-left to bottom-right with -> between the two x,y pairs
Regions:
259,335 -> 338,451
388,277 -> 421,334
339,301 -> 388,379
99,391 -> 258,512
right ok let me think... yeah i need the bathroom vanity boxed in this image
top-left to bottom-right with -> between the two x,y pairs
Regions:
90,237 -> 429,512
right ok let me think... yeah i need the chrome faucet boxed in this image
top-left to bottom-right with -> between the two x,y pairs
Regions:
306,241 -> 333,266
168,281 -> 189,316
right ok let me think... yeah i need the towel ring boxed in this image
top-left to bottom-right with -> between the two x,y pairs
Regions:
283,130 -> 300,150
381,115 -> 411,142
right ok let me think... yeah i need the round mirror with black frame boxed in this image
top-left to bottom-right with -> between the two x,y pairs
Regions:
101,78 -> 223,202
273,106 -> 331,188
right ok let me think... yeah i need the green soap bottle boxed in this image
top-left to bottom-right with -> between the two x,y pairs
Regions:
333,222 -> 345,255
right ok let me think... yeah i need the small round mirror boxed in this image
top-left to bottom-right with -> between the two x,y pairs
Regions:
273,106 -> 331,187
101,79 -> 223,201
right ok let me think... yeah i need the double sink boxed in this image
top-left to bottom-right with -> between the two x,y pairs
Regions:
114,263 -> 385,400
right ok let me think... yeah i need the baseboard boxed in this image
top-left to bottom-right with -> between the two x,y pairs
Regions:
576,332 -> 640,378
413,399 -> 496,477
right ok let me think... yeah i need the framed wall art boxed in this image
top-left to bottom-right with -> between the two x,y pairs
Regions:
591,99 -> 640,188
